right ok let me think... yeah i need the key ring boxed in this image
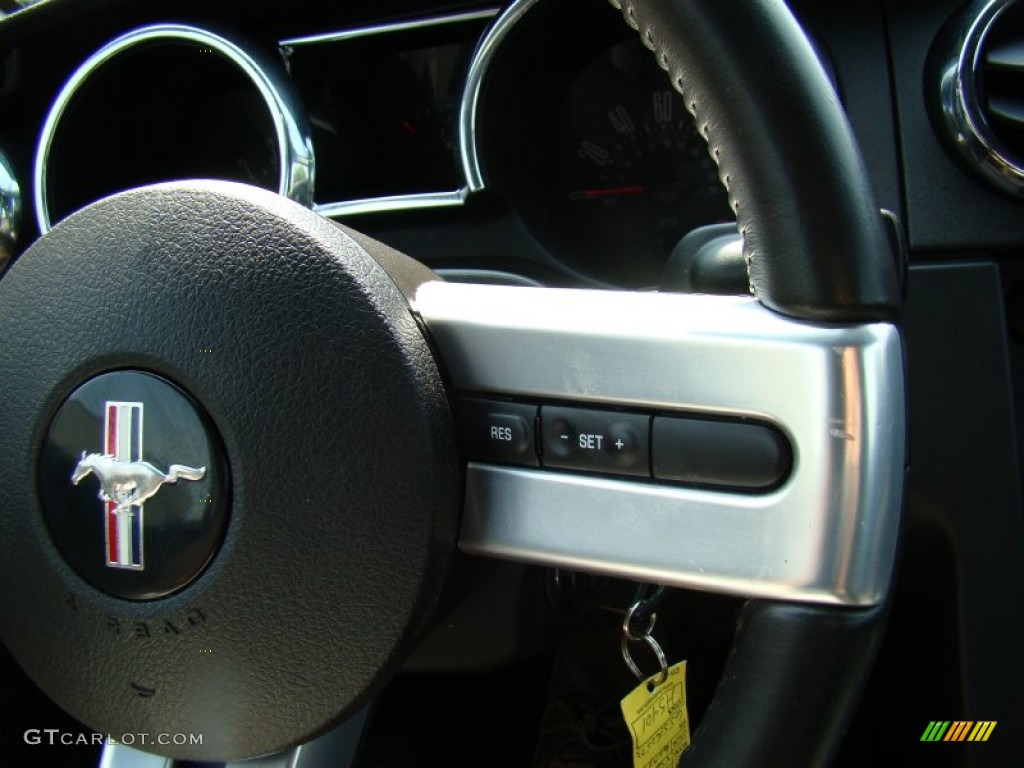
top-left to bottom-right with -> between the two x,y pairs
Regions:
622,597 -> 657,642
620,595 -> 669,688
621,633 -> 669,687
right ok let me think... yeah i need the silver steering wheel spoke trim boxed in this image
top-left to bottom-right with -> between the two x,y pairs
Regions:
414,282 -> 904,607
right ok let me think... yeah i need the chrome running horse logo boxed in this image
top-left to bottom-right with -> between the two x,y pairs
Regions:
72,453 -> 206,511
70,401 -> 205,571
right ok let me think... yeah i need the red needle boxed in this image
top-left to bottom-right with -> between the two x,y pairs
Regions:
570,184 -> 647,200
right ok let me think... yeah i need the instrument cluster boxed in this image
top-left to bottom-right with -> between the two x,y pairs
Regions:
24,0 -> 736,287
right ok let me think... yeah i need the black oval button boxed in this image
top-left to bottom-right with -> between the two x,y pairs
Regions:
652,416 -> 791,491
40,371 -> 228,600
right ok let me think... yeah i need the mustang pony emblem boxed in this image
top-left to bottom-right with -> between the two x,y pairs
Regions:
71,452 -> 206,513
71,400 -> 206,571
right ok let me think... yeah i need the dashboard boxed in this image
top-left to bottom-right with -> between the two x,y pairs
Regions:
0,0 -> 980,282
2,0 -> 1024,766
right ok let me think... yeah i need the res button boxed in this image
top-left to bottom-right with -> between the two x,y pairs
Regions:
459,398 -> 538,466
541,406 -> 649,477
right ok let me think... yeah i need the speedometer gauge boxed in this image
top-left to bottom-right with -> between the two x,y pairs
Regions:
556,39 -> 732,278
479,0 -> 735,287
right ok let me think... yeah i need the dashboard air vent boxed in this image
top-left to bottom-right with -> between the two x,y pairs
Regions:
936,0 -> 1024,197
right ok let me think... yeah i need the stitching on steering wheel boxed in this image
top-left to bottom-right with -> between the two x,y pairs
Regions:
607,0 -> 756,294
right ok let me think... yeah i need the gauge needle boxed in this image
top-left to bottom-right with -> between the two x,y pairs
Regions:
568,184 -> 646,200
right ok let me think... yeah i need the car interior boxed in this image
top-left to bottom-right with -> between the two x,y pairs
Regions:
1,0 -> 1022,766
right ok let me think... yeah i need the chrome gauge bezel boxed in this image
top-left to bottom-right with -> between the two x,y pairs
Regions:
272,0 -> 536,218
458,0 -> 540,194
0,147 -> 20,267
279,7 -> 501,218
33,24 -> 314,233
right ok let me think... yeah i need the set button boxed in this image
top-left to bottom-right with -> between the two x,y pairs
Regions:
541,406 -> 649,477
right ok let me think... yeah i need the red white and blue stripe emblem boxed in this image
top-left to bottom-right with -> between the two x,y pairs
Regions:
103,401 -> 144,570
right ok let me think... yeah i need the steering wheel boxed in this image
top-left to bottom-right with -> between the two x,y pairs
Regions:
0,0 -> 904,765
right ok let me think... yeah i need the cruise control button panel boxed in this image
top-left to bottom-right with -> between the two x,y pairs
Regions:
458,398 -> 538,466
458,396 -> 792,492
541,406 -> 649,477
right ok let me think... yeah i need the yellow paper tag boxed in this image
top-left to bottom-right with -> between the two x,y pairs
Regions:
620,660 -> 690,768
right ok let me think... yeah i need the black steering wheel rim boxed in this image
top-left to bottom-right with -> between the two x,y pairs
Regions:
605,2 -> 902,765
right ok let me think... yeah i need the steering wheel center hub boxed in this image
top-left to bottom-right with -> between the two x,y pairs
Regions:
0,181 -> 459,760
41,369 -> 228,600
